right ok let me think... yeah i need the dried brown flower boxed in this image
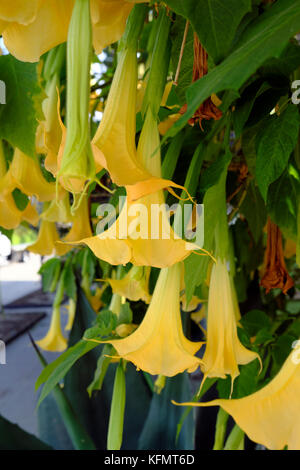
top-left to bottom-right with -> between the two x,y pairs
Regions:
260,218 -> 294,294
180,34 -> 222,130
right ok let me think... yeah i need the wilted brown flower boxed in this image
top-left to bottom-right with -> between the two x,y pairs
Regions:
180,34 -> 222,130
261,218 -> 294,294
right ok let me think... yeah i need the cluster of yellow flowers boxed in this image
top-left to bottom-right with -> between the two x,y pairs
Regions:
0,0 -> 299,450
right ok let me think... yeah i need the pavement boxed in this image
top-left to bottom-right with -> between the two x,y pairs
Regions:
0,254 -> 67,439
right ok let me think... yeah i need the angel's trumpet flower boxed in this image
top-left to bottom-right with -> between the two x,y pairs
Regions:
0,142 -> 38,228
36,305 -> 67,352
87,263 -> 203,376
36,73 -> 63,176
28,219 -> 67,256
0,1 -> 146,63
41,191 -> 72,224
175,344 -> 300,450
0,193 -> 39,230
57,0 -> 101,197
92,41 -> 148,187
55,194 -> 93,256
67,110 -> 197,267
106,266 -> 151,303
91,7 -> 184,200
37,276 -> 67,352
0,148 -> 64,202
0,1 -> 73,63
63,194 -> 93,243
201,258 -> 260,389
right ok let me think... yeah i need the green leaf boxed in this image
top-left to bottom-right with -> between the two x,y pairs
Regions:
0,55 -> 44,157
232,80 -> 269,138
253,328 -> 274,346
12,188 -> 29,211
272,333 -> 296,369
240,180 -> 267,243
255,104 -> 300,200
199,150 -> 232,194
35,339 -> 100,407
165,0 -> 300,138
87,344 -> 114,397
62,262 -> 76,300
285,300 -> 300,315
118,302 -> 133,325
0,414 -> 52,450
259,41 -> 300,80
267,165 -> 299,239
95,309 -> 118,336
165,0 -> 252,64
240,309 -> 271,337
138,373 -> 194,450
39,258 -> 62,293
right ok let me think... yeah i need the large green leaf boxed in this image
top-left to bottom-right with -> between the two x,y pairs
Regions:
240,180 -> 267,243
255,104 -> 300,200
165,0 -> 252,63
0,55 -> 44,157
267,165 -> 299,239
0,414 -> 51,450
138,373 -> 194,450
165,0 -> 300,138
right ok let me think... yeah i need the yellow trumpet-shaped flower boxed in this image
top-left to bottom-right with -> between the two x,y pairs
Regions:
106,266 -> 151,303
36,73 -> 62,177
201,258 -> 260,388
37,306 -> 67,352
87,263 -> 203,376
55,194 -> 93,256
28,219 -> 67,256
0,148 -> 64,202
57,0 -> 100,196
63,194 -> 93,243
91,16 -> 186,200
0,193 -> 39,230
0,1 -> 146,63
175,345 -> 300,450
92,45 -> 148,187
41,191 -> 72,224
0,142 -> 39,228
0,1 -> 73,63
67,109 -> 196,267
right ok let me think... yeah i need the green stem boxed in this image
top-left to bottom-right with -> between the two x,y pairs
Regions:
224,424 -> 245,450
213,408 -> 229,450
107,360 -> 126,450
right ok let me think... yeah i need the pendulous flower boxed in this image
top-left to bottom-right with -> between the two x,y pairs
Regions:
86,263 -> 203,376
201,258 -> 260,389
0,148 -> 64,202
0,1 -> 148,63
106,266 -> 151,303
175,344 -> 300,450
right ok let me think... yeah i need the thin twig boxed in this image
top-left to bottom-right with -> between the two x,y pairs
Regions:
174,20 -> 189,86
